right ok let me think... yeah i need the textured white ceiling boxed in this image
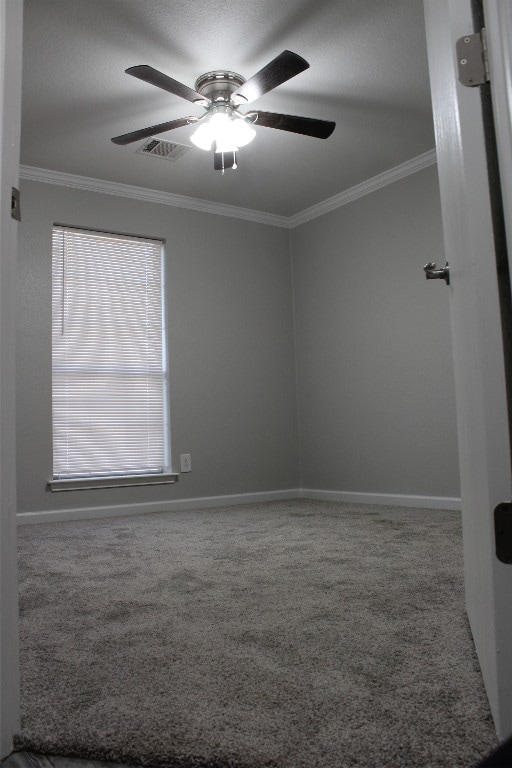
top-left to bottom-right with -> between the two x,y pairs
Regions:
21,0 -> 434,217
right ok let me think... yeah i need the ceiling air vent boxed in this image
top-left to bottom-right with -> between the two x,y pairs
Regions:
136,137 -> 189,161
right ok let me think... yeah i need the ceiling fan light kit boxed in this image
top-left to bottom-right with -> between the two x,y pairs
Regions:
189,106 -> 256,153
112,51 -> 335,172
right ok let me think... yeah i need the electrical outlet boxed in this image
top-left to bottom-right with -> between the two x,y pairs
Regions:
180,453 -> 192,473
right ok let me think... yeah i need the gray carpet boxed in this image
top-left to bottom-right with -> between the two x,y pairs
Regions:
1,750 -> 138,767
15,500 -> 497,767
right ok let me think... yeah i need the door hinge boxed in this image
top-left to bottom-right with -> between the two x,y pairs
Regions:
494,502 -> 512,564
456,29 -> 490,87
11,187 -> 21,221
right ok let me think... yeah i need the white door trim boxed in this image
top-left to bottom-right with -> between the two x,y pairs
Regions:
0,0 -> 22,757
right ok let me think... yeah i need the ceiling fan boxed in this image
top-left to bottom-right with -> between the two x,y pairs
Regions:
111,50 -> 336,172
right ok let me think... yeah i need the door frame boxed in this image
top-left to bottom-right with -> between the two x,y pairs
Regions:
0,0 -> 22,757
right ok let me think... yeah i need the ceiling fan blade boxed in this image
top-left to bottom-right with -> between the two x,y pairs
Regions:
232,51 -> 309,105
126,65 -> 209,104
111,117 -> 193,145
252,111 -> 335,139
214,150 -> 236,171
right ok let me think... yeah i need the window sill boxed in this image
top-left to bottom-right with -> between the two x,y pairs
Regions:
48,473 -> 179,492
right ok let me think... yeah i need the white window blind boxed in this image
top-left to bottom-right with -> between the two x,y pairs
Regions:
52,226 -> 168,479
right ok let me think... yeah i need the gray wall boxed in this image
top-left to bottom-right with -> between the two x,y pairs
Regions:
17,165 -> 460,515
291,165 -> 460,497
17,180 -> 299,513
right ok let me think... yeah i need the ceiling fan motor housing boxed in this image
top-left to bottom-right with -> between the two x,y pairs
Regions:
194,71 -> 246,103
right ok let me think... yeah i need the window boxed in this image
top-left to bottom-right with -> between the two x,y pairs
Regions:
51,226 -> 174,488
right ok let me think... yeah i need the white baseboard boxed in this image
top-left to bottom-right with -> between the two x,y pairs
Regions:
16,488 -> 301,525
300,488 -> 461,510
17,487 -> 461,524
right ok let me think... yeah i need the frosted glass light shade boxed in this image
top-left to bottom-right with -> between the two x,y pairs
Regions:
191,112 -> 256,152
190,122 -> 215,151
226,117 -> 256,149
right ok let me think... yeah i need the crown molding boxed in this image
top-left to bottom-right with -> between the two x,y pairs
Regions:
287,149 -> 438,228
20,149 -> 437,230
18,166 -> 289,228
